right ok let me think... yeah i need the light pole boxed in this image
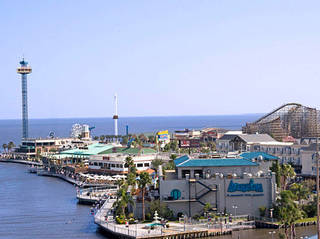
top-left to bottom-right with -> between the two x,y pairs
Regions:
270,208 -> 274,222
268,231 -> 276,239
232,205 -> 238,217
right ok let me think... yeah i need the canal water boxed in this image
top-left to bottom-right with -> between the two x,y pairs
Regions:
0,163 -> 317,239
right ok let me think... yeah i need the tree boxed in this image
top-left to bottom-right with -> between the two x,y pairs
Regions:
203,203 -> 212,215
99,135 -> 105,142
170,154 -> 177,160
125,156 -> 137,186
122,136 -> 128,146
151,159 -> 163,173
149,199 -> 173,220
93,136 -> 99,140
113,182 -> 134,218
138,172 -> 152,221
270,160 -> 281,188
170,140 -> 178,152
7,141 -> 15,152
280,164 -> 296,191
163,160 -> 175,170
207,141 -> 216,152
148,135 -> 155,143
276,190 -> 304,239
290,183 -> 310,205
2,144 -> 7,153
302,179 -> 316,192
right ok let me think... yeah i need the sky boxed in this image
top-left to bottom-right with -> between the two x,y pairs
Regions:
1,1 -> 320,119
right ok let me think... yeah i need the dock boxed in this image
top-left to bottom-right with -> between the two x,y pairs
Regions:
77,186 -> 117,204
0,158 -> 42,166
36,169 -> 112,188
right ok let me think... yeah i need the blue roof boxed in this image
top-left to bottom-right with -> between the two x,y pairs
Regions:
240,152 -> 278,161
176,158 -> 258,167
174,155 -> 190,166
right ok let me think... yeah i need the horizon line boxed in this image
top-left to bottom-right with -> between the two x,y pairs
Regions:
0,112 -> 265,121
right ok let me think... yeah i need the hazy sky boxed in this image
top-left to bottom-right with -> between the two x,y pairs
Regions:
1,1 -> 320,119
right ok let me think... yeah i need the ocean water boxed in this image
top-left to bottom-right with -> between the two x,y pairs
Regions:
0,114 -> 263,149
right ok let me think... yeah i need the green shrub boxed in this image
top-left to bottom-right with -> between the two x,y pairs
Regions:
192,214 -> 200,220
145,213 -> 152,221
259,206 -> 266,217
116,217 -> 125,224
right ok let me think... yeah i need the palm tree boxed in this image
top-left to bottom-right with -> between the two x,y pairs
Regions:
151,158 -> 163,173
7,141 -> 15,152
281,164 -> 296,191
125,156 -> 137,186
93,136 -> 99,140
277,190 -> 303,239
138,171 -> 152,221
113,182 -> 134,217
2,144 -> 7,153
290,183 -> 309,205
99,135 -> 105,142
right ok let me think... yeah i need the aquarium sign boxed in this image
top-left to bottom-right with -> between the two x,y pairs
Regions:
227,179 -> 263,193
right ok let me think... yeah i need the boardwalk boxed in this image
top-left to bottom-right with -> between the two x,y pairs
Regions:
94,200 -> 237,239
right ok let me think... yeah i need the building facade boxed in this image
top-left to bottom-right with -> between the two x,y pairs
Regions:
160,154 -> 277,217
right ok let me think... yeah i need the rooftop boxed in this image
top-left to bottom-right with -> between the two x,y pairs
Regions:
98,147 -> 157,155
61,143 -> 114,156
175,156 -> 258,167
240,151 -> 279,161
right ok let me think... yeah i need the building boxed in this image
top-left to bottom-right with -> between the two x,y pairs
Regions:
160,153 -> 277,217
200,128 -> 227,142
217,133 -> 278,154
49,143 -> 115,165
89,147 -> 158,175
14,138 -> 76,159
174,129 -> 201,148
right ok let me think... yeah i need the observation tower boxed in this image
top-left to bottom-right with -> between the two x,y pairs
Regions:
17,58 -> 32,139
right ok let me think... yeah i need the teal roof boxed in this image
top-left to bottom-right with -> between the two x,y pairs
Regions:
240,152 -> 278,161
60,143 -> 113,156
176,158 -> 258,167
174,155 -> 190,166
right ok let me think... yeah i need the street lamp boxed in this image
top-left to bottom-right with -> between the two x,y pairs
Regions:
232,205 -> 238,217
269,231 -> 276,239
270,208 -> 274,222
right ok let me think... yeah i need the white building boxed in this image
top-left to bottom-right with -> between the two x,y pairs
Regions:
89,147 -> 159,175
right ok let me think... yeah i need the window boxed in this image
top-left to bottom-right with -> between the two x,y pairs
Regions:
144,163 -> 150,167
137,163 -> 143,167
182,170 -> 190,178
111,164 -> 115,167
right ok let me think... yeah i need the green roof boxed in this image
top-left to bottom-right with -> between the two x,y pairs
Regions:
240,152 -> 278,161
60,143 -> 113,156
98,147 -> 157,155
176,158 -> 258,167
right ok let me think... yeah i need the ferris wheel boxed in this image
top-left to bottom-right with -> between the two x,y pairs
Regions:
70,124 -> 83,138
